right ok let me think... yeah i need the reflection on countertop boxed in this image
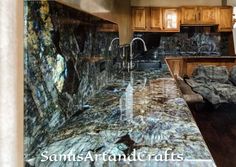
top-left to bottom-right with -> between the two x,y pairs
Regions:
32,68 -> 216,167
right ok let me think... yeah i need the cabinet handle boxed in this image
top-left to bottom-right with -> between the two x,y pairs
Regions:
199,12 -> 201,21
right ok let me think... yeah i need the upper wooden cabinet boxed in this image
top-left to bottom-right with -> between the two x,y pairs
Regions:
132,7 -> 148,30
162,8 -> 180,31
181,7 -> 198,24
150,8 -> 163,30
217,6 -> 233,32
132,7 -> 180,32
132,6 -> 233,32
181,6 -> 217,24
199,7 -> 217,24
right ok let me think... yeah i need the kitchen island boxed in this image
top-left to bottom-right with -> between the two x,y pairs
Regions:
31,68 -> 216,167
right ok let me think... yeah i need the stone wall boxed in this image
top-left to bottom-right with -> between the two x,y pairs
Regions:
24,1 -> 119,159
133,32 -> 228,62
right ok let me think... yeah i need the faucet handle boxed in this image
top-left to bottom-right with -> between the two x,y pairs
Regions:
129,61 -> 136,70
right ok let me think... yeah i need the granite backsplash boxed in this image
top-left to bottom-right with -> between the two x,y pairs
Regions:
133,32 -> 229,62
24,1 -> 119,159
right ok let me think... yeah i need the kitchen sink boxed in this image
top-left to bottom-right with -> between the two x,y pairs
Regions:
134,60 -> 162,71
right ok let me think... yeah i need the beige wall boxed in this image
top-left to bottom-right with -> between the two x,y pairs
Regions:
228,0 -> 236,6
57,0 -> 115,17
131,0 -> 222,7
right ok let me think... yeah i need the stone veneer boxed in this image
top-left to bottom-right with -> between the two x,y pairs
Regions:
24,1 -> 119,159
133,32 -> 228,62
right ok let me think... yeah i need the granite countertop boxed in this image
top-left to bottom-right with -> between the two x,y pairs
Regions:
32,68 -> 216,167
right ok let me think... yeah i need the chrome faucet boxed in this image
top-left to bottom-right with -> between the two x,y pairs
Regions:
130,37 -> 147,70
108,37 -> 119,51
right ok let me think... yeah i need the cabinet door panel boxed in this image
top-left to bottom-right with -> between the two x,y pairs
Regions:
150,8 -> 162,30
181,7 -> 197,24
200,7 -> 217,24
218,7 -> 233,32
132,8 -> 146,30
163,8 -> 180,32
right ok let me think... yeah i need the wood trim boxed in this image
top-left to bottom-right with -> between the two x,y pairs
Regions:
96,23 -> 118,32
165,56 -> 236,77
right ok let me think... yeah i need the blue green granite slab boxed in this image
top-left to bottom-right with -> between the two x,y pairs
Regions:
28,69 -> 216,167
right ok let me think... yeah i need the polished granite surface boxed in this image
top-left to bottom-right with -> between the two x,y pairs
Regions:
31,69 -> 216,167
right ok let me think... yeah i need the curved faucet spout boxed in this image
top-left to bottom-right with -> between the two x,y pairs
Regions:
129,37 -> 147,70
130,37 -> 147,53
108,37 -> 119,51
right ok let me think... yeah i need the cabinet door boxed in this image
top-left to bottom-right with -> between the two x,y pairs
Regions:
132,7 -> 147,30
218,7 -> 233,32
150,8 -> 162,30
200,7 -> 217,24
181,7 -> 197,24
163,8 -> 180,32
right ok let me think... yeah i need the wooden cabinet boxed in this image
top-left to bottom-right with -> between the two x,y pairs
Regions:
132,7 -> 180,32
181,6 -> 232,31
150,8 -> 162,30
199,7 -> 217,24
132,6 -> 232,32
163,8 -> 180,31
132,7 -> 148,30
217,6 -> 233,32
181,7 -> 198,24
181,6 -> 217,25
